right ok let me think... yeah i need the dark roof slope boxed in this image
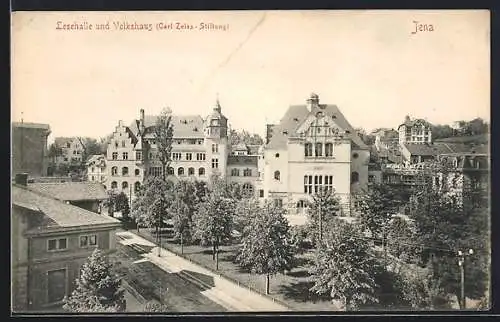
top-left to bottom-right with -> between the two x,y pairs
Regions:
12,122 -> 50,130
28,182 -> 108,201
129,115 -> 205,138
267,104 -> 368,150
404,142 -> 483,156
12,185 -> 120,230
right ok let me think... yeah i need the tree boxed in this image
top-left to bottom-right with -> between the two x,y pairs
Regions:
431,124 -> 454,141
48,143 -> 63,163
103,191 -> 129,218
131,176 -> 174,251
153,108 -> 174,181
233,197 -> 260,235
407,161 -> 490,308
144,301 -> 168,312
309,219 -> 380,311
229,129 -> 264,146
386,216 -> 420,264
353,183 -> 406,263
170,180 -> 199,254
78,137 -> 102,164
236,200 -> 295,294
306,188 -> 342,246
193,188 -> 234,270
63,249 -> 125,312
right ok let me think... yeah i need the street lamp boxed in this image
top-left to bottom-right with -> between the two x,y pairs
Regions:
457,248 -> 474,309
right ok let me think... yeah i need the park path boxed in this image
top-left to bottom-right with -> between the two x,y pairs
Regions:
116,231 -> 289,312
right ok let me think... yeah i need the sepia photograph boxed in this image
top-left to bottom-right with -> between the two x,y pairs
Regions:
11,10 -> 490,313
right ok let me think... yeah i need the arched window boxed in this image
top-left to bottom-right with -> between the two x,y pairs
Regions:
135,169 -> 140,176
325,143 -> 333,157
199,167 -> 205,176
274,170 -> 281,181
188,167 -> 195,176
315,143 -> 323,156
134,181 -> 141,192
242,183 -> 254,198
122,167 -> 129,176
305,143 -> 313,157
111,181 -> 117,189
351,171 -> 359,183
122,181 -> 128,190
111,166 -> 118,176
178,167 -> 184,176
167,167 -> 174,175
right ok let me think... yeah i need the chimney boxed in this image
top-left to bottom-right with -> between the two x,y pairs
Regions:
306,93 -> 320,111
15,173 -> 28,186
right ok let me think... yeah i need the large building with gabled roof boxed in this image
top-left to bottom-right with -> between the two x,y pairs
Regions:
105,100 -> 230,201
262,93 -> 370,216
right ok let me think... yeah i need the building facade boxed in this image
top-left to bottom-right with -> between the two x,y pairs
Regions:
397,116 -> 432,145
12,122 -> 51,178
105,101 -> 229,201
86,154 -> 107,184
11,175 -> 121,312
262,93 -> 369,216
53,137 -> 85,165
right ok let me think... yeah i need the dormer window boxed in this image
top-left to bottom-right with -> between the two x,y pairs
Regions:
211,119 -> 220,126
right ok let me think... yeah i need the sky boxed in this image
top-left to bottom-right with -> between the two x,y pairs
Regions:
11,10 -> 490,143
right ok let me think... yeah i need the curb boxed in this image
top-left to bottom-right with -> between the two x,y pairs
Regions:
121,279 -> 146,304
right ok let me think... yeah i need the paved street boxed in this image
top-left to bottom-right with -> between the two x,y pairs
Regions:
113,236 -> 227,312
115,231 -> 289,312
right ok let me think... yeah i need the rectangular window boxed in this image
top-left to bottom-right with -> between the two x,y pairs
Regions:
244,168 -> 252,177
136,152 -> 142,160
47,269 -> 66,303
259,189 -> 264,198
304,175 -> 313,194
231,168 -> 239,176
80,234 -> 97,248
212,144 -> 219,153
123,152 -> 128,160
368,175 -> 375,183
48,238 -> 67,251
315,143 -> 323,157
112,152 -> 118,160
212,158 -> 219,169
148,167 -> 162,177
122,140 -> 126,147
172,153 -> 182,160
196,153 -> 206,161
186,153 -> 192,161
91,175 -> 95,181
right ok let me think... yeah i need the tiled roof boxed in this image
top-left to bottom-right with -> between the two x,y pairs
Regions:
404,142 -> 481,156
54,137 -> 75,147
227,155 -> 258,166
28,182 -> 108,201
233,143 -> 248,151
398,118 -> 431,130
12,185 -> 120,230
129,115 -> 205,138
266,104 -> 368,150
12,122 -> 50,130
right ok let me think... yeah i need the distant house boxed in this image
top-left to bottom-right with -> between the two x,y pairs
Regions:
372,128 -> 399,152
12,122 -> 51,178
27,182 -> 108,213
53,137 -> 85,165
86,154 -> 107,185
11,174 -> 121,312
397,116 -> 432,145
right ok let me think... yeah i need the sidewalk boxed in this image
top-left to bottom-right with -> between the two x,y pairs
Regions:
116,231 -> 289,312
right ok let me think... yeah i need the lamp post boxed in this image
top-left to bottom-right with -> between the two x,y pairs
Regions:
457,248 -> 474,309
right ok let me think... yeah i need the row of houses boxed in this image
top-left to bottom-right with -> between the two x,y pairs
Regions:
83,93 -> 370,215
